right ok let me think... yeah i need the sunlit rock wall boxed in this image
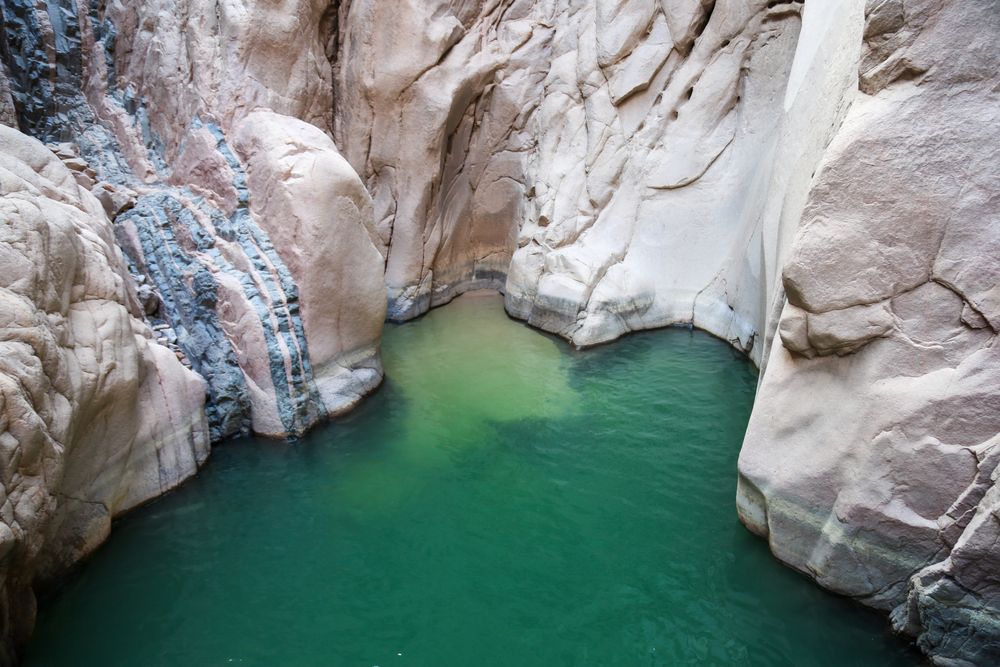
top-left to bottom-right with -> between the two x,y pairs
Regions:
505,0 -> 809,355
737,2 -> 1000,665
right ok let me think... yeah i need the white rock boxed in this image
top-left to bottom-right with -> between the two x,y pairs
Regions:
0,124 -> 209,654
738,2 -> 1000,664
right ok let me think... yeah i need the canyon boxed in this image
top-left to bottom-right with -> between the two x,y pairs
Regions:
0,0 -> 997,665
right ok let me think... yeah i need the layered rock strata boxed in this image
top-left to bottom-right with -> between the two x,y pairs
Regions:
0,0 -> 998,665
0,0 -> 386,439
0,1 -> 385,662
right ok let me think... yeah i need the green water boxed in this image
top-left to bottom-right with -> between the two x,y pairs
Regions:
25,294 -> 920,666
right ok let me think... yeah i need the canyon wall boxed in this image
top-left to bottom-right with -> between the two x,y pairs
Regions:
737,1 -> 1000,665
1,0 -> 386,441
331,0 -> 862,364
336,4 -> 1000,661
0,124 -> 209,664
0,0 -> 385,662
1,0 -> 999,665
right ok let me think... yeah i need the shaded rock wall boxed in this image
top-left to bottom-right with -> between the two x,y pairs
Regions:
335,0 -> 547,319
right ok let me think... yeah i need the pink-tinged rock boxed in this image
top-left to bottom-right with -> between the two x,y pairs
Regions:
0,124 -> 209,659
738,2 -> 1000,664
232,110 -> 386,415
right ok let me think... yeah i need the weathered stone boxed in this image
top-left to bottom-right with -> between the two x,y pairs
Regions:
738,3 -> 1000,665
0,124 -> 209,664
0,1 -> 388,658
231,110 -> 386,416
90,181 -> 136,219
0,1 -> 998,666
330,0 -> 864,364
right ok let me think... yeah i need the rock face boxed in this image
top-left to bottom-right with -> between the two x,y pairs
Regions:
231,110 -> 386,418
330,0 -> 862,364
334,0 -> 544,319
0,0 -> 387,439
0,124 -> 209,663
504,0 -> 807,353
332,1 -> 1000,663
737,1 -> 1000,665
1,0 -> 999,665
0,0 -> 386,662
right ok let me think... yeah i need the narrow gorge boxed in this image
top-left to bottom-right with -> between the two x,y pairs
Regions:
0,0 -> 997,665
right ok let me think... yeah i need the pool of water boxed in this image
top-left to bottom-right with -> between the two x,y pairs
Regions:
24,293 -> 921,666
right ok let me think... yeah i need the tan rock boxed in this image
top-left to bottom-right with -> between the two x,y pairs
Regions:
738,2 -> 1000,664
232,110 -> 386,415
1,0 -> 998,664
0,124 -> 209,659
106,0 -> 337,161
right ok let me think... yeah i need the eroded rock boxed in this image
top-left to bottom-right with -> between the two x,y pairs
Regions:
231,110 -> 386,416
738,2 -> 1000,664
0,124 -> 209,663
330,1 -> 868,366
0,0 -> 997,665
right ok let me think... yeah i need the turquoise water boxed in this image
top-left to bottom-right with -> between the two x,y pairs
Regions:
24,294 -> 921,666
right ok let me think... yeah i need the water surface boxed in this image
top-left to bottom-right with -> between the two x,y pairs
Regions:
25,294 -> 920,666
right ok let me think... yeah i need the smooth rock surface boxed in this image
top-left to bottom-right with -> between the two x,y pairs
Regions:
737,2 -> 1000,665
331,0 -> 868,367
232,111 -> 386,416
0,1 -> 386,660
0,0 -> 998,665
1,0 -> 387,439
335,0 -> 542,319
0,124 -> 209,664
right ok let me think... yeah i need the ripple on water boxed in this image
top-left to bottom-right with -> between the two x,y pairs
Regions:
24,293 -> 922,666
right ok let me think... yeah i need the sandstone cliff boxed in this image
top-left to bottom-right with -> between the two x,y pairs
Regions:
1,0 -> 386,661
333,4 -> 1000,661
331,0 -> 865,364
2,0 -> 387,441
